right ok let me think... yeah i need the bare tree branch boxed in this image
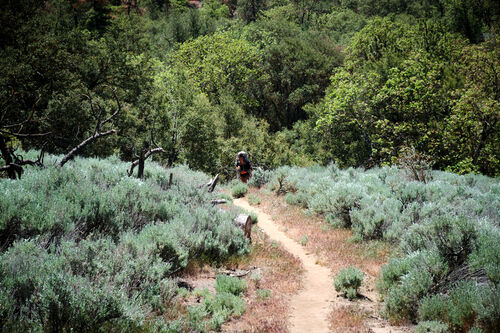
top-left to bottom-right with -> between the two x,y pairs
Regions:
0,163 -> 23,179
128,147 -> 166,177
100,88 -> 121,127
199,174 -> 219,193
12,144 -> 46,168
60,130 -> 115,167
59,87 -> 121,167
0,129 -> 52,138
211,199 -> 227,205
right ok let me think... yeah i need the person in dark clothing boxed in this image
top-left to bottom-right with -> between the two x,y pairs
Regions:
235,151 -> 252,183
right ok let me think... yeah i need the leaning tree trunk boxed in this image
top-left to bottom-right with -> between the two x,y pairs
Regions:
128,147 -> 166,178
59,130 -> 115,167
137,150 -> 145,179
0,135 -> 16,179
59,88 -> 121,167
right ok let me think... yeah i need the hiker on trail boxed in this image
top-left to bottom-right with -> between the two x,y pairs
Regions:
235,151 -> 252,183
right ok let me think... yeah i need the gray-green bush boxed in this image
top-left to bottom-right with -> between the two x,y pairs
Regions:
248,167 -> 271,188
334,266 -> 364,300
259,164 -> 499,330
0,153 -> 249,331
414,321 -> 449,333
215,274 -> 247,296
187,275 -> 247,332
418,282 -> 500,332
232,182 -> 248,198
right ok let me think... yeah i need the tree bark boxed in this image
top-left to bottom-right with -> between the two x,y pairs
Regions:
59,130 -> 115,167
137,150 -> 145,179
211,199 -> 228,205
128,147 -> 166,178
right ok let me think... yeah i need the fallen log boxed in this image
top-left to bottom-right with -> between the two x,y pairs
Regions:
217,266 -> 260,278
211,199 -> 228,205
234,214 -> 252,241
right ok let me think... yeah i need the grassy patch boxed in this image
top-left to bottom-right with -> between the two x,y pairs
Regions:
232,183 -> 248,198
248,193 -> 262,205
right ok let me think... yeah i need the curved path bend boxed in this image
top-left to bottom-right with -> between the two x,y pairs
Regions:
233,198 -> 334,333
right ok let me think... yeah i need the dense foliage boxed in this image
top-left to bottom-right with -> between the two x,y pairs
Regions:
334,266 -> 364,300
0,153 -> 248,331
1,1 -> 499,329
1,0 -> 498,178
263,164 -> 499,331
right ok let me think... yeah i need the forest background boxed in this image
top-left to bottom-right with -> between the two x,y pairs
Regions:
1,0 -> 499,177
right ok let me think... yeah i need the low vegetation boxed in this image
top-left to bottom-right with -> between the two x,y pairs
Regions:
334,266 -> 364,300
221,227 -> 303,332
232,182 -> 249,198
2,0 -> 498,331
414,321 -> 450,333
262,164 -> 499,331
247,193 -> 262,205
0,153 -> 248,331
186,275 -> 247,332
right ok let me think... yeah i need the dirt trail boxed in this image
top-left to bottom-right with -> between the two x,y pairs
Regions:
233,198 -> 335,333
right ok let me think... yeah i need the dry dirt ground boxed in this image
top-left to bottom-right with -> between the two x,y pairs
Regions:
233,190 -> 414,333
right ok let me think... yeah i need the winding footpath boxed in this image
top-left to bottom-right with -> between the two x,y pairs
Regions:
233,198 -> 335,333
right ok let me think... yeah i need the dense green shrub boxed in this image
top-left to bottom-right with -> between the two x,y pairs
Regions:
188,292 -> 246,332
188,278 -> 246,332
262,164 -> 498,330
379,250 -> 449,322
378,250 -> 448,296
249,212 -> 258,224
418,282 -> 500,332
0,154 -> 249,331
215,275 -> 247,296
267,167 -> 297,194
400,216 -> 478,267
0,156 -> 220,247
267,165 -> 498,242
334,266 -> 364,300
469,227 -> 500,284
472,284 -> 500,332
248,167 -> 272,188
232,182 -> 249,198
0,240 -> 134,331
285,192 -> 309,208
418,281 -> 476,331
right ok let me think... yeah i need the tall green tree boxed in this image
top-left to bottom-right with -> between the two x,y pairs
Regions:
443,42 -> 500,175
262,29 -> 343,129
171,31 -> 265,110
237,0 -> 267,22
